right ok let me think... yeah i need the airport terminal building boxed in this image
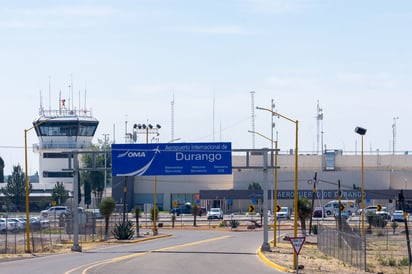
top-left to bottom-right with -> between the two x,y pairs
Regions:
112,148 -> 412,214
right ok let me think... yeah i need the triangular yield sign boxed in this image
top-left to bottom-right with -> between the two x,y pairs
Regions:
289,236 -> 306,255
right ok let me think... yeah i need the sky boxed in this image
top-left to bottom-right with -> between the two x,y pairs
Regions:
0,0 -> 411,175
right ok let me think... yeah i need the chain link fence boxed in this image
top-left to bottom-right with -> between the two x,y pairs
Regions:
0,213 -> 126,254
317,224 -> 366,271
317,221 -> 412,272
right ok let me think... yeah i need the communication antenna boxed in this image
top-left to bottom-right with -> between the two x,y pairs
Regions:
392,116 -> 399,155
48,75 -> 51,111
250,91 -> 256,148
171,94 -> 175,142
316,100 -> 324,154
213,94 -> 215,142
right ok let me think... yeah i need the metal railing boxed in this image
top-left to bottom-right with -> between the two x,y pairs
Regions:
317,224 -> 365,270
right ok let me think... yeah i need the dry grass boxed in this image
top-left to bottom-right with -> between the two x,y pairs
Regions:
264,240 -> 366,273
262,232 -> 411,274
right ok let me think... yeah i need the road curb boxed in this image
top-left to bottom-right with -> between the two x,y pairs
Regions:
256,248 -> 290,273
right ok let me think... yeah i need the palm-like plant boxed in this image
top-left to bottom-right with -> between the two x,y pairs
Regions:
99,197 -> 116,241
191,203 -> 198,226
134,206 -> 142,237
298,197 -> 313,236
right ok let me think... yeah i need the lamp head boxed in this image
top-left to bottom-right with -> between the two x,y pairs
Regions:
355,127 -> 367,135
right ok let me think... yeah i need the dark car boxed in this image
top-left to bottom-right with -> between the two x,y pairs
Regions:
170,203 -> 192,216
198,207 -> 206,216
169,207 -> 182,215
313,207 -> 324,218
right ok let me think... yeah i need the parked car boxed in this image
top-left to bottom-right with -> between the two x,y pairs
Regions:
8,218 -> 26,231
198,207 -> 206,216
29,217 -> 50,230
276,207 -> 290,219
0,218 -> 18,232
313,207 -> 324,218
40,206 -> 68,219
392,210 -> 405,222
170,203 -> 192,216
334,210 -> 349,220
376,211 -> 391,220
207,208 -> 223,220
86,209 -> 102,219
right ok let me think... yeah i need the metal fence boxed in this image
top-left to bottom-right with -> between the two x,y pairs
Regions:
317,222 -> 412,272
317,224 -> 366,271
0,213 -> 126,254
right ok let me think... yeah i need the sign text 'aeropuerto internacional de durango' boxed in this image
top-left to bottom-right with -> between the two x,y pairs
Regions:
111,142 -> 232,176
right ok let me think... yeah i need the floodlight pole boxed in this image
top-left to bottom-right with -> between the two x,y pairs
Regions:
134,123 -> 161,236
257,106 -> 299,268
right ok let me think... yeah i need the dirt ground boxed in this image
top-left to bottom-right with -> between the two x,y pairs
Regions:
262,233 -> 411,274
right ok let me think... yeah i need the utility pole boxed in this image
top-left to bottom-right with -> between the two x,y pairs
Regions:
399,190 -> 412,267
103,133 -> 109,197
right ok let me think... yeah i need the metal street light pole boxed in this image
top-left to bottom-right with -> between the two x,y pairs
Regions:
261,149 -> 270,251
24,128 -> 31,253
257,106 -> 299,267
248,130 -> 279,247
355,127 -> 366,238
24,118 -> 53,253
133,123 -> 161,236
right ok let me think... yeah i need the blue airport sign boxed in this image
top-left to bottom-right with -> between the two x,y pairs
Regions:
112,142 -> 232,176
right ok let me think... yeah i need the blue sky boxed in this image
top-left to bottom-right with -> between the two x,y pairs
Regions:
0,0 -> 411,174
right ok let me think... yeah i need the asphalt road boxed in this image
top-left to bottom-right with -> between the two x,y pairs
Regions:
0,230 -> 283,274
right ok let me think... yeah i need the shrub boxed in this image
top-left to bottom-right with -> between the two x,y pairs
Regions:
112,220 -> 134,240
229,219 -> 240,229
311,225 -> 318,235
399,257 -> 410,266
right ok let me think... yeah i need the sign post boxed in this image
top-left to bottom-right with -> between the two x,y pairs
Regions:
289,236 -> 306,273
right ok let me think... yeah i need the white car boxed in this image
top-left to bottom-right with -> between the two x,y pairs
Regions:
276,207 -> 290,219
207,208 -> 223,220
40,206 -> 68,219
8,218 -> 26,231
0,218 -> 18,232
392,210 -> 404,222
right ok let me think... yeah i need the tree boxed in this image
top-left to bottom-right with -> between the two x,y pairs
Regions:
81,141 -> 111,206
248,182 -> 262,190
0,157 -> 4,183
150,206 -> 159,222
298,197 -> 312,236
191,203 -> 198,226
84,179 -> 92,208
134,206 -> 142,237
1,165 -> 30,211
51,181 -> 69,205
99,197 -> 116,241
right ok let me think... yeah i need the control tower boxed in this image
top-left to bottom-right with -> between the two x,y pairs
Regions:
33,97 -> 99,191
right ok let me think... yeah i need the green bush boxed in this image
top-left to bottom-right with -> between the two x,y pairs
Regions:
112,220 -> 134,240
399,257 -> 410,266
229,219 -> 240,228
367,214 -> 387,228
388,257 -> 397,267
311,225 -> 318,235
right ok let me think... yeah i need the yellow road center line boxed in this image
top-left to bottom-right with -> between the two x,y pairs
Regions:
64,235 -> 231,274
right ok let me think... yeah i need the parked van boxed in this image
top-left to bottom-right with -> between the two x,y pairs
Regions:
40,206 -> 68,219
324,200 -> 357,216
